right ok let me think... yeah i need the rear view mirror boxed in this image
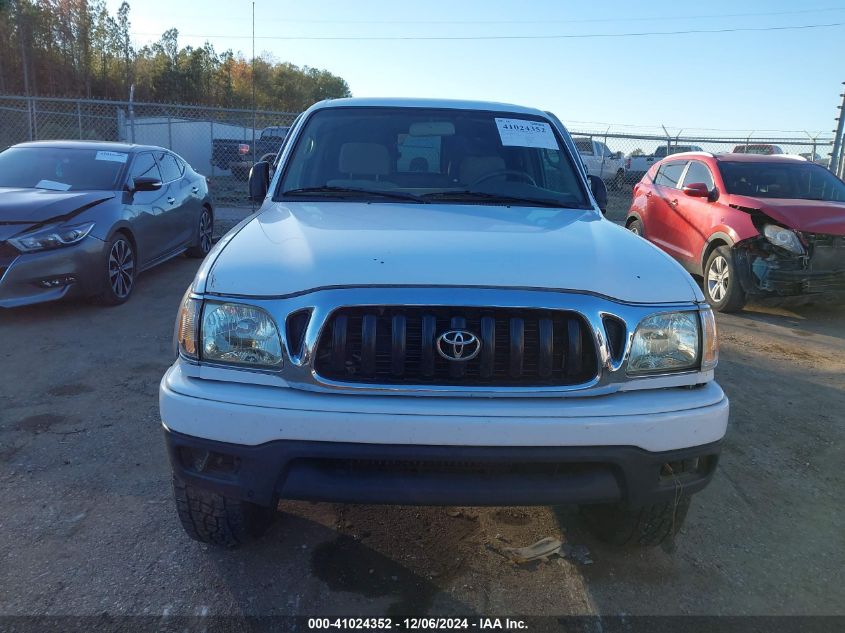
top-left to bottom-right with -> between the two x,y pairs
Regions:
683,182 -> 710,198
131,177 -> 162,192
248,161 -> 271,201
409,121 -> 455,136
587,175 -> 608,214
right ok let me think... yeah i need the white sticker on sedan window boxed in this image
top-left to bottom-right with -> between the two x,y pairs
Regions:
495,118 -> 559,150
36,179 -> 71,191
95,150 -> 129,163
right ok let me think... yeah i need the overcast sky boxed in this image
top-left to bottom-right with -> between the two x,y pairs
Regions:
107,0 -> 845,137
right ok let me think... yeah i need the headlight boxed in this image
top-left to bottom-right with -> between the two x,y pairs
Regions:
201,302 -> 283,368
9,221 -> 96,252
763,224 -> 804,255
628,311 -> 699,375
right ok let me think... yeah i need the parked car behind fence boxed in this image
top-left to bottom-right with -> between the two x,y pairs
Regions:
0,95 -> 839,205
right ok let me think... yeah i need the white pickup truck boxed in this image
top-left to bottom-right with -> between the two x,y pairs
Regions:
160,98 -> 728,549
573,137 -> 626,190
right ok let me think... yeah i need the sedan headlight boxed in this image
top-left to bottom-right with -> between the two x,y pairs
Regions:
763,224 -> 804,255
201,301 -> 283,368
9,221 -> 96,252
628,311 -> 700,375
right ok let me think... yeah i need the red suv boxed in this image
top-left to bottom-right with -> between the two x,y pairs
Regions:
626,153 -> 845,312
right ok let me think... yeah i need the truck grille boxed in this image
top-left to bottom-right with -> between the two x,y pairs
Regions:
314,307 -> 598,387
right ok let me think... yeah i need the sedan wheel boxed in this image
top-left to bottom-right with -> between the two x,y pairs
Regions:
109,238 -> 135,299
95,234 -> 135,306
187,208 -> 214,258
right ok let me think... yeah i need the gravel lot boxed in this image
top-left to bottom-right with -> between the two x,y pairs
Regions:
0,206 -> 843,618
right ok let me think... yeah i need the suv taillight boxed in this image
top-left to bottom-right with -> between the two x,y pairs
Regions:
238,143 -> 250,155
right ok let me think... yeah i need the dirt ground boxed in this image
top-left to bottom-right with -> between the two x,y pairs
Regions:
0,209 -> 843,618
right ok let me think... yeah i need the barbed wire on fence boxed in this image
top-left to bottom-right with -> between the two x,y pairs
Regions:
0,94 -> 841,204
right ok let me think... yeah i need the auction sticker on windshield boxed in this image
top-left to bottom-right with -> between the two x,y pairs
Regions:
95,150 -> 128,163
495,118 -> 558,150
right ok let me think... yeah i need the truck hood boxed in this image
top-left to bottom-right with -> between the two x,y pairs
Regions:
729,195 -> 845,235
206,202 -> 701,304
0,187 -> 114,240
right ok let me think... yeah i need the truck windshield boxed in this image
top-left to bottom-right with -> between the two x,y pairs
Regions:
277,107 -> 590,209
720,161 -> 845,201
0,147 -> 127,191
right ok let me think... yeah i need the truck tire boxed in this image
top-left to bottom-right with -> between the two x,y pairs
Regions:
703,245 -> 746,313
230,163 -> 250,181
579,496 -> 691,547
611,169 -> 625,191
172,477 -> 275,548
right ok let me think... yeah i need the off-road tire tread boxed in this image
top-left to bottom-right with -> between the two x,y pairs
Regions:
172,477 -> 274,548
580,496 -> 691,547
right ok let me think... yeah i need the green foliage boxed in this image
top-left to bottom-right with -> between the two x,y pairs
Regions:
0,0 -> 351,110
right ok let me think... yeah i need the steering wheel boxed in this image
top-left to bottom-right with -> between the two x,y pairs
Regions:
470,170 -> 537,188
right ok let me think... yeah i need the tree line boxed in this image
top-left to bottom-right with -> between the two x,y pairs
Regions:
0,0 -> 352,110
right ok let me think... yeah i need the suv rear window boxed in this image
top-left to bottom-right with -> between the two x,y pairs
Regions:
654,162 -> 686,188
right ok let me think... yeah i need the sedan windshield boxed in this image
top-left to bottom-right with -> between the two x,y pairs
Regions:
720,161 -> 845,202
277,107 -> 590,209
0,147 -> 128,191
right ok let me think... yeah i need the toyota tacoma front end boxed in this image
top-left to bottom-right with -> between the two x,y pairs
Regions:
160,98 -> 729,548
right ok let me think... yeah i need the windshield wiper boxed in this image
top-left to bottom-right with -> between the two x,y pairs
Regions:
421,190 -> 571,208
283,186 -> 426,203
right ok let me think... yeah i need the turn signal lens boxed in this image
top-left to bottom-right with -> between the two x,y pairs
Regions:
175,291 -> 200,360
700,306 -> 719,371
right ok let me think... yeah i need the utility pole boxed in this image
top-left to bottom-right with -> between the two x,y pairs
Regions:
251,0 -> 256,211
830,81 -> 845,177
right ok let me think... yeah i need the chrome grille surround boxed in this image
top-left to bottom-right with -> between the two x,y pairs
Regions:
185,286 -> 710,397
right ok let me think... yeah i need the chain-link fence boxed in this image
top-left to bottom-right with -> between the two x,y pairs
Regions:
0,95 -> 840,208
0,95 -> 298,204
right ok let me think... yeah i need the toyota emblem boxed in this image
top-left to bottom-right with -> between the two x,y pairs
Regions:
436,330 -> 481,361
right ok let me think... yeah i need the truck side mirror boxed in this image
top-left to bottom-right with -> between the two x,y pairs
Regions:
248,161 -> 270,202
587,175 -> 608,214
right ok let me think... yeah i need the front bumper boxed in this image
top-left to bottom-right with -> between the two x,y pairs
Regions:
0,237 -> 105,308
160,364 -> 729,508
164,427 -> 722,508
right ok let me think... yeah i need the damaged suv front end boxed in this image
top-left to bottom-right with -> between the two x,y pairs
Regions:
721,164 -> 845,300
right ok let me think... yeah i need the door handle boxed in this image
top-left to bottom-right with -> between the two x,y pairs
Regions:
669,199 -> 679,208
645,191 -> 652,198
167,197 -> 176,205
191,187 -> 199,194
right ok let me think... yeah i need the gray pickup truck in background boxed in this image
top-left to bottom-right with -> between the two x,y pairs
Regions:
211,126 -> 290,180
